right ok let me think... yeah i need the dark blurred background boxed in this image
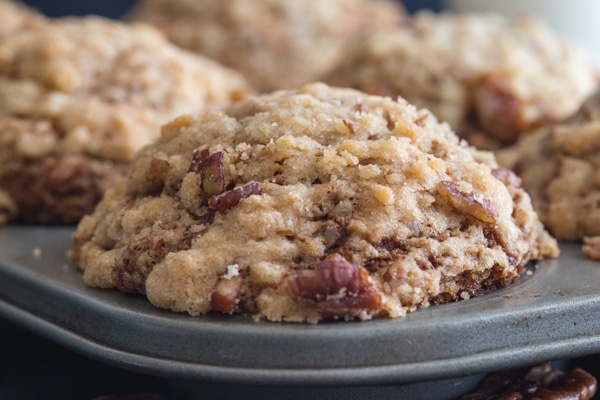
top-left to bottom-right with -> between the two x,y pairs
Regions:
21,0 -> 442,18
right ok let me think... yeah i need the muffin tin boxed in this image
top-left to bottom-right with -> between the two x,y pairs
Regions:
1,225 -> 600,396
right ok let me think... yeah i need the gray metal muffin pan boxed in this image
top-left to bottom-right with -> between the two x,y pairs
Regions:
1,225 -> 600,388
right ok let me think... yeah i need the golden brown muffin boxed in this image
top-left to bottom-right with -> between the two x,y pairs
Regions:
73,83 -> 558,323
0,16 -> 252,225
327,12 -> 599,149
0,0 -> 47,39
497,91 -> 600,259
127,0 -> 405,92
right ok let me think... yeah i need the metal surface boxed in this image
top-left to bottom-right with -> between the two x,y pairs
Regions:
1,226 -> 600,386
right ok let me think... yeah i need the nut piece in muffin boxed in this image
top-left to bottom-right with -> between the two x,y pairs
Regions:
126,0 -> 405,92
459,363 -> 597,400
326,12 -> 599,149
73,83 -> 558,323
0,0 -> 47,39
0,16 -> 252,225
497,91 -> 600,259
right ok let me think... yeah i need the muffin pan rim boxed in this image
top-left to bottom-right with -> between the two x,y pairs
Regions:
1,225 -> 600,385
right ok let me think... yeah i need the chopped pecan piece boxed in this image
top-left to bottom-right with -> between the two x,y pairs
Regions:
188,148 -> 226,196
414,113 -> 429,127
291,254 -> 368,298
188,148 -> 210,174
211,275 -> 242,314
317,287 -> 382,319
483,227 -> 517,266
459,363 -> 597,400
473,71 -> 530,143
343,119 -> 357,135
144,157 -> 169,194
202,151 -> 225,196
208,182 -> 262,213
491,167 -> 522,188
436,181 -> 498,224
289,253 -> 382,319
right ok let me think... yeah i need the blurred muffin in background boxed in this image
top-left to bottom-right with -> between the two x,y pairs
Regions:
445,0 -> 600,65
496,90 -> 600,259
326,12 -> 599,150
0,16 -> 252,225
127,0 -> 406,92
459,362 -> 597,400
0,0 -> 48,38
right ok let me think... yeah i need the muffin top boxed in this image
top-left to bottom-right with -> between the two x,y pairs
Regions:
127,0 -> 405,92
497,90 -> 600,258
0,16 -> 252,163
327,12 -> 599,149
0,0 -> 47,39
73,83 -> 557,323
459,363 -> 597,400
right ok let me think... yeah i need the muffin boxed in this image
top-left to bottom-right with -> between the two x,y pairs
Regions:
126,0 -> 405,92
326,12 -> 599,149
0,0 -> 47,39
497,91 -> 600,259
0,16 -> 252,225
72,83 -> 558,323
